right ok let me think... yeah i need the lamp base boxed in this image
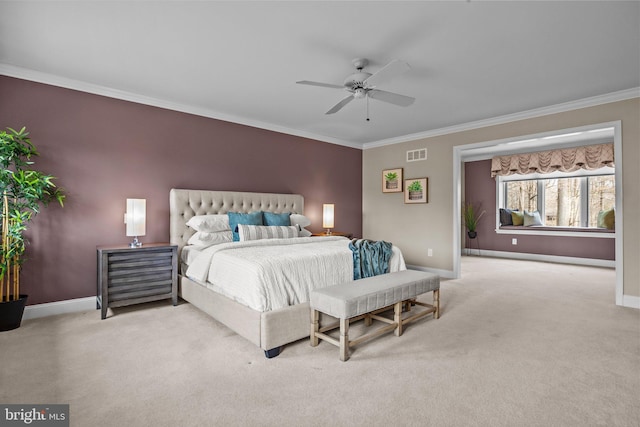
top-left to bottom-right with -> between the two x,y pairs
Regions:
325,229 -> 332,235
129,236 -> 143,248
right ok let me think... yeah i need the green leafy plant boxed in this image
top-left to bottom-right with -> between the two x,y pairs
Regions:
0,127 -> 64,302
463,202 -> 485,233
385,172 -> 398,181
407,180 -> 423,192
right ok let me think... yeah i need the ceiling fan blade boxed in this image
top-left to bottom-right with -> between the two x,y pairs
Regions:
296,80 -> 344,89
368,89 -> 415,107
326,95 -> 355,114
364,59 -> 411,88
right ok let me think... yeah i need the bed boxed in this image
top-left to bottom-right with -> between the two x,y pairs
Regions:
169,188 -> 405,357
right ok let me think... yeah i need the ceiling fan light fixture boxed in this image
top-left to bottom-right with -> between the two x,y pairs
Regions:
297,57 -> 414,115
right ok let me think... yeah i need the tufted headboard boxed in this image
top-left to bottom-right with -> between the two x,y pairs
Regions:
169,188 -> 304,256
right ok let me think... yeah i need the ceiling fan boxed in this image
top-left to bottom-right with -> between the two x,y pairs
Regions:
296,58 -> 416,117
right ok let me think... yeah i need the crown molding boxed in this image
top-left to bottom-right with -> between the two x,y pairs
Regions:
362,87 -> 640,149
0,64 -> 361,150
2,63 -> 637,152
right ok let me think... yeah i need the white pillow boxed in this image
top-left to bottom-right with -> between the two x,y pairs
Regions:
296,225 -> 312,237
186,215 -> 230,232
187,230 -> 233,247
238,225 -> 299,241
524,210 -> 544,227
289,214 -> 311,228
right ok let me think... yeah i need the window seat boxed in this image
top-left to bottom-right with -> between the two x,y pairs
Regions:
499,225 -> 614,234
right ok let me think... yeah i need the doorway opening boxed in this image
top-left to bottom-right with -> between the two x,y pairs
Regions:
453,121 -> 623,305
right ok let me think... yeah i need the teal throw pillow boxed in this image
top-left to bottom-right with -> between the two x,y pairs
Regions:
227,211 -> 264,241
263,212 -> 291,227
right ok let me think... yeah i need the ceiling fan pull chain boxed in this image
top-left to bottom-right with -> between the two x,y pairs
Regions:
366,93 -> 370,122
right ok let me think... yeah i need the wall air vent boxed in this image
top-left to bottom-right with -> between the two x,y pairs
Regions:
406,148 -> 427,162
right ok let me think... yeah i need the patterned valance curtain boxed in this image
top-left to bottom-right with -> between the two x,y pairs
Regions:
490,143 -> 614,178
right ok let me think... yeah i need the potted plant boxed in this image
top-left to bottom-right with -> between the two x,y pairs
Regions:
0,127 -> 64,331
407,180 -> 423,200
384,171 -> 398,189
463,202 -> 485,239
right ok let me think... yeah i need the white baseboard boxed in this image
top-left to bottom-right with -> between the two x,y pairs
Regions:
19,279 -> 639,321
407,264 -> 455,279
462,250 -> 640,309
463,249 -> 616,268
22,296 -> 96,320
622,295 -> 640,309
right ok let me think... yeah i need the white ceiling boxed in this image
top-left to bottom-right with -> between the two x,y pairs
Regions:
0,1 -> 638,149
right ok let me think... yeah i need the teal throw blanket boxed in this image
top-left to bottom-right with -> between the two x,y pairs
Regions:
349,239 -> 392,280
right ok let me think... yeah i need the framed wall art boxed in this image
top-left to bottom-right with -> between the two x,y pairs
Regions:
404,178 -> 428,204
382,168 -> 403,193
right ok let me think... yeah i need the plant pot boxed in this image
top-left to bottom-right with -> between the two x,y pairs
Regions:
467,231 -> 477,239
386,180 -> 398,189
409,190 -> 422,200
0,295 -> 28,331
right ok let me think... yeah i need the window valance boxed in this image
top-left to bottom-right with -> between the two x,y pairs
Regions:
490,143 -> 614,178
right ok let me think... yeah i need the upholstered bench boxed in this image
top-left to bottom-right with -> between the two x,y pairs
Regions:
310,270 -> 440,361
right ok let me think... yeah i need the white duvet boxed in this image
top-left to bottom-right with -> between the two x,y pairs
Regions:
186,236 -> 406,312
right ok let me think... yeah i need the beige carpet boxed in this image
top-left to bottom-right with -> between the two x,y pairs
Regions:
1,257 -> 638,426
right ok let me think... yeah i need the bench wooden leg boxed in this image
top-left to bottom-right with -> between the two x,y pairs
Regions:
404,298 -> 416,312
434,289 -> 440,319
339,318 -> 350,361
310,309 -> 319,347
364,313 -> 372,326
394,301 -> 403,336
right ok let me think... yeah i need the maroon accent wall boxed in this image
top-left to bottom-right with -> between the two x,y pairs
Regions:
0,76 -> 362,305
464,159 -> 615,260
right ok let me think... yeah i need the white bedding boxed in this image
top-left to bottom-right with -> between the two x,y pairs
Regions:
185,236 -> 406,312
181,245 -> 204,265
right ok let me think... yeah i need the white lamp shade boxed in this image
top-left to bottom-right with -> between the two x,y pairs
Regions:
126,199 -> 146,237
322,204 -> 335,229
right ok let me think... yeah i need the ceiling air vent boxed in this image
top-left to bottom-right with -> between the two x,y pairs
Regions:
406,148 -> 427,162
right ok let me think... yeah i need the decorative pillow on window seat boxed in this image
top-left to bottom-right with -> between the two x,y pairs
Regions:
499,208 -> 518,226
511,210 -> 524,226
597,209 -> 615,230
523,210 -> 544,227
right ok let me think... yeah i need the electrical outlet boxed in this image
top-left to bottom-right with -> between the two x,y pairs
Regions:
512,238 -> 518,245
428,248 -> 433,257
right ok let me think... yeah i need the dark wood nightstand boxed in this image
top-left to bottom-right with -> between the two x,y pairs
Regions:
311,231 -> 353,239
97,243 -> 178,319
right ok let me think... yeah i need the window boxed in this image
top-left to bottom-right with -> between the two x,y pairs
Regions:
500,171 -> 614,228
505,180 -> 538,212
587,175 -> 615,227
543,177 -> 582,226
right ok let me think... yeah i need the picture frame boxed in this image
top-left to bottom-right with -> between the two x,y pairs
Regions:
404,178 -> 428,204
382,168 -> 403,193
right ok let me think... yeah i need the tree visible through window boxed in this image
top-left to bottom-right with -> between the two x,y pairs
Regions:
505,181 -> 537,212
502,173 -> 614,228
544,178 -> 581,226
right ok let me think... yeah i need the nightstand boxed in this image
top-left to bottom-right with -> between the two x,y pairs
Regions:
311,231 -> 353,239
97,243 -> 178,319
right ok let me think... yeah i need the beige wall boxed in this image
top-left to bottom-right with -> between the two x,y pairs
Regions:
363,98 -> 639,299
